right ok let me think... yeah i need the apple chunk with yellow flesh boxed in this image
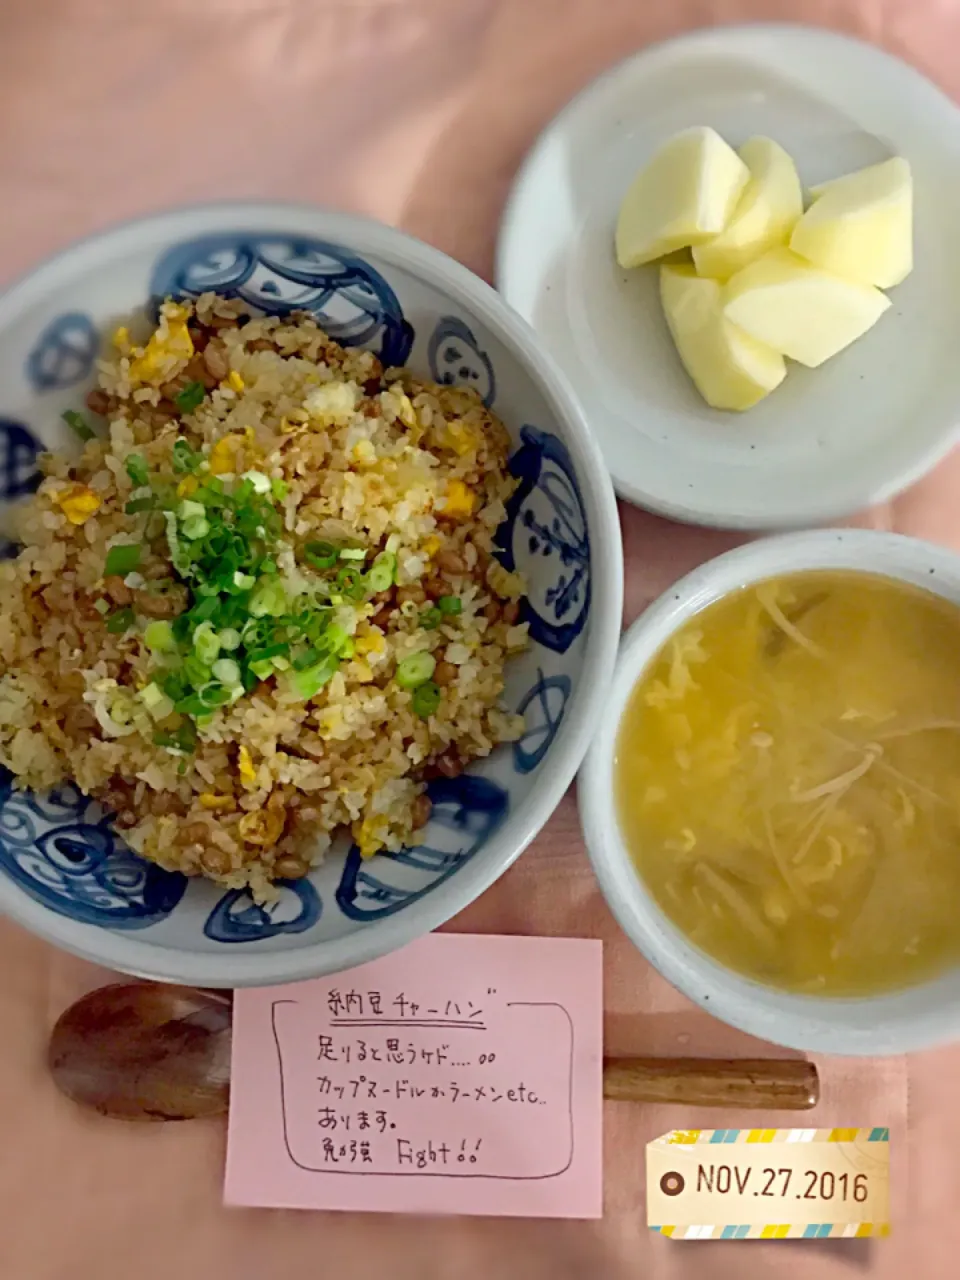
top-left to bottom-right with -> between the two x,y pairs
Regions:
723,248 -> 891,368
790,157 -> 913,288
692,137 -> 803,281
660,264 -> 786,411
615,127 -> 750,268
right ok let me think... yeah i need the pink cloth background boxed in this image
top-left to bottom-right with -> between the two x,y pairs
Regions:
0,0 -> 957,1274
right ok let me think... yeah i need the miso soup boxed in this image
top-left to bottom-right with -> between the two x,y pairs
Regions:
615,570 -> 960,995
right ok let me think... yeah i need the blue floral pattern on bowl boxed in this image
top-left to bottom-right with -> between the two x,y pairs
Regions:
336,775 -> 509,922
0,209 -> 612,981
0,418 -> 42,501
496,426 -> 590,654
204,880 -> 322,943
26,311 -> 99,391
427,315 -> 496,406
151,234 -> 414,367
513,669 -> 573,774
0,770 -> 187,928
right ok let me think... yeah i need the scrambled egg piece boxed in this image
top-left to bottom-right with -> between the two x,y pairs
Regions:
422,535 -> 441,558
129,304 -> 193,385
198,793 -> 233,811
237,745 -> 257,787
354,631 -> 386,655
208,433 -> 246,476
304,381 -> 358,425
316,706 -> 343,739
352,440 -> 377,466
354,815 -> 386,858
227,370 -> 245,393
396,393 -> 417,428
56,484 -> 101,525
442,419 -> 479,456
238,809 -> 284,847
441,480 -> 476,519
177,475 -> 199,498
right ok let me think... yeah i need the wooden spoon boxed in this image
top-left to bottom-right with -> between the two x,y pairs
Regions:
48,982 -> 819,1122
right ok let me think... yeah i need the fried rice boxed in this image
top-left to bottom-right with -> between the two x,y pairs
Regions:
0,293 -> 528,900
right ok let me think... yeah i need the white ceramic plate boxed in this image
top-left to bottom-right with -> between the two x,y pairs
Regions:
497,24 -> 960,529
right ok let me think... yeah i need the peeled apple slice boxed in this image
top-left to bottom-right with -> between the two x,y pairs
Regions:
790,157 -> 913,288
692,137 -> 803,280
615,127 -> 750,268
723,247 -> 891,368
660,264 -> 786,411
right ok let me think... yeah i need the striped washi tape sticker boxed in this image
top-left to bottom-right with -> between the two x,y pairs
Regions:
648,1128 -> 890,1239
664,1127 -> 890,1145
650,1223 -> 892,1240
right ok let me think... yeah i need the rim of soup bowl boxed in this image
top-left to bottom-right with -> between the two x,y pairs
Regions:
580,528 -> 960,1055
0,203 -> 624,986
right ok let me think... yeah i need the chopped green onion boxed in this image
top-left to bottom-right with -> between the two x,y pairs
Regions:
104,543 -> 142,577
339,547 -> 367,561
247,641 -> 289,665
144,620 -> 177,653
385,533 -> 402,554
420,606 -> 442,631
161,671 -> 188,703
242,470 -> 272,494
105,607 -> 135,634
200,685 -> 232,708
140,683 -> 174,719
249,578 -> 286,618
288,654 -> 340,701
188,595 -> 220,624
412,680 -> 442,719
271,478 -> 288,500
365,552 -> 396,594
172,613 -> 193,644
125,454 -> 150,487
324,624 -> 351,653
62,409 -> 95,441
211,657 -> 241,686
335,565 -> 366,601
218,627 -> 241,651
181,515 -> 210,540
259,558 -> 277,575
174,693 -> 210,717
303,541 -> 338,571
175,381 -> 206,414
124,496 -> 155,515
193,622 -> 220,666
249,660 -> 274,681
153,723 -> 196,753
178,499 -> 205,521
438,595 -> 462,616
233,571 -> 255,590
93,598 -> 110,615
396,651 -> 436,690
172,438 -> 202,473
292,646 -> 320,671
182,655 -> 212,689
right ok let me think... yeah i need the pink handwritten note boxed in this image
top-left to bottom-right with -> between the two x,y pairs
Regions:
226,933 -> 603,1217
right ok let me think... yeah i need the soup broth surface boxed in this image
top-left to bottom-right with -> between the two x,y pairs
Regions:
615,570 -> 960,995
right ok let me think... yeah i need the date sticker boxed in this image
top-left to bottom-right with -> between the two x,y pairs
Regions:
647,1128 -> 890,1240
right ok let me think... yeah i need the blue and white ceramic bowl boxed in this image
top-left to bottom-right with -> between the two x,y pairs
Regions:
0,205 -> 622,986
